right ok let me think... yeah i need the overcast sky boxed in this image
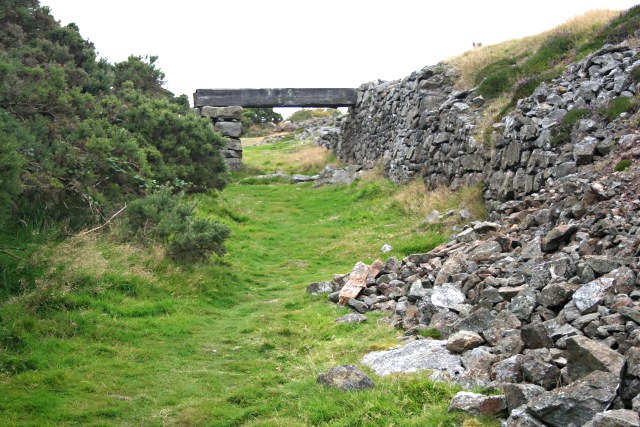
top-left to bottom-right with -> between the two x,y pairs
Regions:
42,0 -> 637,112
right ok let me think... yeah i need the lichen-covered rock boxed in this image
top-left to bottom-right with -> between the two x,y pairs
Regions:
592,410 -> 640,427
317,365 -> 374,391
566,336 -> 625,381
335,313 -> 368,324
448,391 -> 507,416
306,281 -> 334,295
360,339 -> 463,378
527,371 -> 619,427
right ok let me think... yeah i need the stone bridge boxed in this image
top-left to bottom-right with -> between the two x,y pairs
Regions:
194,88 -> 357,170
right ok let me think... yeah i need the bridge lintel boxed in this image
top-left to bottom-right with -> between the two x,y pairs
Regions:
193,88 -> 357,108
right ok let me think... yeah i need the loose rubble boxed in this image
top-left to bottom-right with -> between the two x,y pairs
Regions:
308,40 -> 640,423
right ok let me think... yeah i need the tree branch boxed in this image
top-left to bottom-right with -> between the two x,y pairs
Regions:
79,204 -> 127,235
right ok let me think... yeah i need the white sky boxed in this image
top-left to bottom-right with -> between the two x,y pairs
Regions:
42,0 -> 637,114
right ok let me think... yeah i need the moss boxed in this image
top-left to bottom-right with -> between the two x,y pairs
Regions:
615,159 -> 632,172
603,96 -> 637,122
419,328 -> 442,339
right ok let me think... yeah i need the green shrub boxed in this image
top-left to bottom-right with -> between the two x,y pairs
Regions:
0,5 -> 227,229
615,159 -> 632,172
600,6 -> 640,45
0,111 -> 27,222
603,96 -> 637,122
125,188 -> 230,262
477,67 -> 518,99
288,108 -> 341,122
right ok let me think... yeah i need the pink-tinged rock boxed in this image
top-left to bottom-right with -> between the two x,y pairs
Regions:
338,262 -> 370,305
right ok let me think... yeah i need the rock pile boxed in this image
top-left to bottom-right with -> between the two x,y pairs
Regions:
200,106 -> 243,171
309,40 -> 640,425
311,155 -> 640,422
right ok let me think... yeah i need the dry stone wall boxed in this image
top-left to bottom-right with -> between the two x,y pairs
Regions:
200,106 -> 243,171
323,42 -> 640,211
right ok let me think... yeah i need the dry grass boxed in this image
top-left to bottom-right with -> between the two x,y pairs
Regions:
473,95 -> 512,146
449,9 -> 620,89
279,144 -> 337,174
41,232 -> 156,285
392,181 -> 487,221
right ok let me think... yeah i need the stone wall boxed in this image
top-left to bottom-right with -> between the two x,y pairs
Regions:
200,106 -> 243,171
323,42 -> 640,209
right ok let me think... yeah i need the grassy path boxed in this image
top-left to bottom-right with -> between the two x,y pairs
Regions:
0,139 -> 495,426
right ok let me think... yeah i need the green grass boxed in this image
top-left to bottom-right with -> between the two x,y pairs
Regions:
0,142 -> 496,426
602,96 -> 637,122
470,7 -> 640,116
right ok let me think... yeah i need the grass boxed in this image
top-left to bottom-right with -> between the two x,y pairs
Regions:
448,8 -> 628,136
602,96 -> 638,122
240,133 -> 342,176
0,129 -> 495,426
449,9 -> 620,90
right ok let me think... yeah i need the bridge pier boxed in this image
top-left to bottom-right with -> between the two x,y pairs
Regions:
200,106 -> 244,171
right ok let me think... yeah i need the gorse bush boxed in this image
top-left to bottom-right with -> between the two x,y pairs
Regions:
0,1 -> 227,229
125,187 -> 230,262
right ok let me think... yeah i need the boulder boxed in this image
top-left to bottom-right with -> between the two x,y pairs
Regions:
565,336 -> 625,381
541,224 -> 579,252
434,254 -> 467,285
317,365 -> 375,391
335,313 -> 368,324
307,281 -> 334,295
574,136 -> 598,166
572,278 -> 615,314
446,330 -> 485,353
527,371 -> 620,427
360,339 -> 463,378
338,262 -> 370,304
430,284 -> 465,309
448,392 -> 507,416
502,383 -> 546,413
521,322 -> 554,349
591,410 -> 640,427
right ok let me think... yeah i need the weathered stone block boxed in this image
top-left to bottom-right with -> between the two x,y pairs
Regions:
201,105 -> 243,120
214,121 -> 242,138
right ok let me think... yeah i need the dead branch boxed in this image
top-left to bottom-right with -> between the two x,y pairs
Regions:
79,204 -> 127,236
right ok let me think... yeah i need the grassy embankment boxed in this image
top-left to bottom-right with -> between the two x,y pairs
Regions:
0,135 -> 491,426
447,8 -> 639,143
